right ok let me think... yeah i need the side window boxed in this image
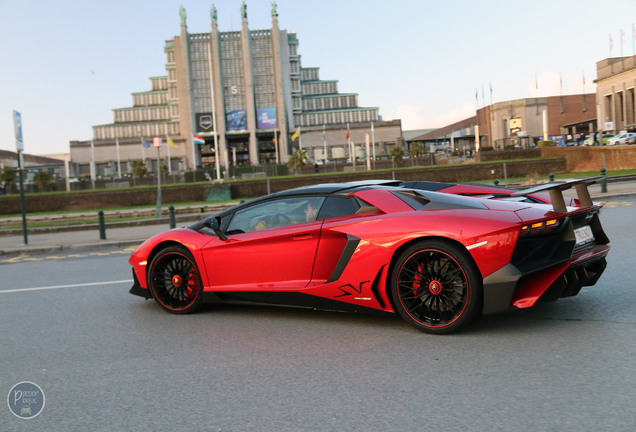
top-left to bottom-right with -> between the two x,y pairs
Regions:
317,196 -> 361,220
226,196 -> 325,234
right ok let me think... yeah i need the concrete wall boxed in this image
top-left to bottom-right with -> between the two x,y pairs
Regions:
541,145 -> 636,172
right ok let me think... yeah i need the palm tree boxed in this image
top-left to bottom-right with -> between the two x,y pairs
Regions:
409,142 -> 424,166
132,160 -> 148,179
390,146 -> 405,168
1,167 -> 16,193
33,170 -> 53,191
287,149 -> 308,174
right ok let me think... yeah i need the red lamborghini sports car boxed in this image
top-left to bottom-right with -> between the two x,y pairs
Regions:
129,178 -> 610,334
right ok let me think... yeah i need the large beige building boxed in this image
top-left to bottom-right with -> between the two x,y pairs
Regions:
595,54 -> 636,132
70,3 -> 401,178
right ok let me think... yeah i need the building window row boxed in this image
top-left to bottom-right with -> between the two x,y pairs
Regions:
93,121 -> 180,140
288,43 -> 297,56
132,92 -> 168,107
301,81 -> 338,96
294,109 -> 379,127
303,95 -> 358,111
150,77 -> 168,91
301,68 -> 319,81
114,106 -> 170,123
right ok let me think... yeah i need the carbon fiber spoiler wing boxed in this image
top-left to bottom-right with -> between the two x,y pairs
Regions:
510,177 -> 602,213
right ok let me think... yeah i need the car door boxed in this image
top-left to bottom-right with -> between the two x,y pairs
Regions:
200,196 -> 325,291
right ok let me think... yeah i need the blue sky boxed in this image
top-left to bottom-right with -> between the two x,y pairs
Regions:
2,0 -> 635,155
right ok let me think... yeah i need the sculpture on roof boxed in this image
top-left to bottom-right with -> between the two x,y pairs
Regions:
240,1 -> 247,19
210,4 -> 217,22
179,5 -> 186,25
271,1 -> 278,17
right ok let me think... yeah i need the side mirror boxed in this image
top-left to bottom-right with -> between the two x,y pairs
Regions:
206,217 -> 227,241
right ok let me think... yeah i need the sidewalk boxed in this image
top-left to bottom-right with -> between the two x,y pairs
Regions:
2,179 -> 635,257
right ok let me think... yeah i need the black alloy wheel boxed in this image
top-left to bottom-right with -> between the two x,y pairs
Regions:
391,240 -> 482,334
148,246 -> 203,314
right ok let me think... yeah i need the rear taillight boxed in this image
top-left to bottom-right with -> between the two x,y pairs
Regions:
520,218 -> 563,236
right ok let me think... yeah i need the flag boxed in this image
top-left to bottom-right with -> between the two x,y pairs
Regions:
291,127 -> 300,141
168,136 -> 177,148
142,138 -> 151,148
193,135 -> 205,145
345,128 -> 349,140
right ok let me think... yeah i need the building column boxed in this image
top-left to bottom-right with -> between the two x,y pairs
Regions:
177,6 -> 196,170
271,14 -> 289,163
240,11 -> 258,165
210,13 -> 229,173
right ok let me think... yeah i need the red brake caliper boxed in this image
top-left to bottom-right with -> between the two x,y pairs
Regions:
412,264 -> 423,296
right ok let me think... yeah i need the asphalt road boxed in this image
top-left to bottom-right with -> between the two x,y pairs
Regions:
1,198 -> 635,431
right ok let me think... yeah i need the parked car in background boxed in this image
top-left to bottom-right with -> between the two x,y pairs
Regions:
583,133 -> 614,146
607,132 -> 636,145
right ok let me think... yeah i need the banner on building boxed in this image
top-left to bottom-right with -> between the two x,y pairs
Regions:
196,113 -> 214,133
257,108 -> 277,129
226,110 -> 247,131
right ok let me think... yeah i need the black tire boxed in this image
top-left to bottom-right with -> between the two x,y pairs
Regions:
148,246 -> 204,314
391,240 -> 482,334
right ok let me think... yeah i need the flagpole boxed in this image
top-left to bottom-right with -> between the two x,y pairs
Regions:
298,126 -> 302,150
90,140 -> 96,189
371,121 -> 376,169
275,127 -> 279,164
165,124 -> 172,175
323,124 -> 327,164
141,136 -> 146,166
348,123 -> 355,171
116,138 -> 121,179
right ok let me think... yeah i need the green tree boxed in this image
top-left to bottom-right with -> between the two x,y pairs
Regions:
33,170 -> 53,191
132,160 -> 148,179
390,146 -> 405,167
409,142 -> 424,166
1,167 -> 16,193
287,149 -> 308,174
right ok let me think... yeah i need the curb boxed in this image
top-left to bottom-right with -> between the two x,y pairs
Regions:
0,239 -> 145,258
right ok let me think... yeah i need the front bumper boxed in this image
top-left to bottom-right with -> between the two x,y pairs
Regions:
129,268 -> 151,299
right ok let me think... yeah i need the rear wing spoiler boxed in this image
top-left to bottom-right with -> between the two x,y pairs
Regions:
510,177 -> 601,213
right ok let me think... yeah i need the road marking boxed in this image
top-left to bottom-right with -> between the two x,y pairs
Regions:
0,247 -> 135,264
603,201 -> 634,208
0,279 -> 133,294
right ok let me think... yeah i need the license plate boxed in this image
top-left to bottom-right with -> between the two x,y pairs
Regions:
574,225 -> 594,245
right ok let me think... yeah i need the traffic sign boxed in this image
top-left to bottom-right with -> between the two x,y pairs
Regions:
13,110 -> 23,152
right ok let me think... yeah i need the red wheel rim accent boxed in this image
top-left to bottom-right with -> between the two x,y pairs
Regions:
428,280 -> 442,295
